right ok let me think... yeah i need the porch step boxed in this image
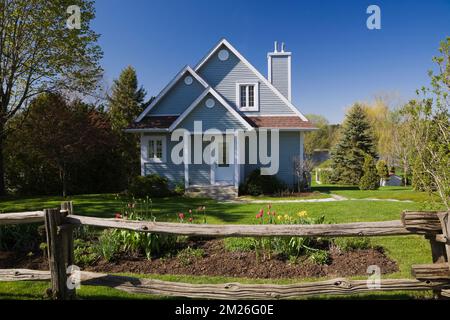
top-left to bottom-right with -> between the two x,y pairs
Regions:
186,186 -> 238,201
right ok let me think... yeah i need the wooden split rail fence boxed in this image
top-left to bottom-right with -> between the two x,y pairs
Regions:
0,203 -> 449,300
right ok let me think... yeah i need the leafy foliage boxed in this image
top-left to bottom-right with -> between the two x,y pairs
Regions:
0,0 -> 103,195
128,174 -> 172,198
4,93 -> 122,196
330,104 -> 377,184
399,37 -> 450,209
359,154 -> 380,190
240,169 -> 285,196
333,237 -> 372,252
0,223 -> 43,251
107,66 -> 151,186
376,160 -> 389,179
95,230 -> 120,262
176,247 -> 204,266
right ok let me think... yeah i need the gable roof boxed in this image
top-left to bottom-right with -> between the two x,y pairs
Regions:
194,38 -> 309,121
168,87 -> 254,131
135,65 -> 208,122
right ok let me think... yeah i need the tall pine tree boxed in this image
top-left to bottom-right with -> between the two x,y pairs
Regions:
108,66 -> 150,186
330,104 -> 377,184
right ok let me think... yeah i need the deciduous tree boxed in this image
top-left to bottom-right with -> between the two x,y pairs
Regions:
0,0 -> 103,195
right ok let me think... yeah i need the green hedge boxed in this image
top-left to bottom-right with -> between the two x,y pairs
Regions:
128,174 -> 172,198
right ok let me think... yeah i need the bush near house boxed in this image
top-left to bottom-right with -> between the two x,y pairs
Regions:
128,174 -> 172,198
239,169 -> 285,196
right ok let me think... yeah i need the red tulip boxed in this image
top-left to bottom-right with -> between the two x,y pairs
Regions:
189,217 -> 193,222
178,213 -> 185,220
115,213 -> 122,219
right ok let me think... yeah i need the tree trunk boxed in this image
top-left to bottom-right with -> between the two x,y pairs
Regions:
0,130 -> 6,196
59,165 -> 67,198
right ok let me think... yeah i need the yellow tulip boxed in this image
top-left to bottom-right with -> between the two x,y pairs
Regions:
297,211 -> 307,218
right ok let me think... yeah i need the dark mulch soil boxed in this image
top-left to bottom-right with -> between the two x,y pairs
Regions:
0,239 -> 398,279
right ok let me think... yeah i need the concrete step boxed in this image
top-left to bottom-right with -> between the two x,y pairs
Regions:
186,186 -> 238,201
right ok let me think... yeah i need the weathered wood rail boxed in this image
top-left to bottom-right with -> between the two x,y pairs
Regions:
0,206 -> 449,300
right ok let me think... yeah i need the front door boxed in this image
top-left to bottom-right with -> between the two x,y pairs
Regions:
213,141 -> 234,185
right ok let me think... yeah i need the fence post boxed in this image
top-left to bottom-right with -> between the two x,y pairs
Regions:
425,235 -> 446,299
44,203 -> 75,300
61,201 -> 76,299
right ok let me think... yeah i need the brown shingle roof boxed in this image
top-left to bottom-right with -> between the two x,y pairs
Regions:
244,116 -> 315,129
127,116 -> 178,129
128,115 -> 315,130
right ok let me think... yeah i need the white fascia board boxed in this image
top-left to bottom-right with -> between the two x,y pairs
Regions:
135,66 -> 209,122
194,38 -> 309,122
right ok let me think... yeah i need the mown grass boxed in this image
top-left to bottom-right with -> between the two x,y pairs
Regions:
0,186 -> 444,300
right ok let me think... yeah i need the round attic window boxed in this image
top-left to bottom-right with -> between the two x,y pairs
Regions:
218,49 -> 229,61
184,76 -> 193,85
205,98 -> 215,108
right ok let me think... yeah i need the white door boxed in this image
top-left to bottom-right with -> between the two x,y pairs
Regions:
213,141 -> 234,185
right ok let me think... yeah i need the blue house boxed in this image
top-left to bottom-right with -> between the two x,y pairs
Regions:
127,39 -> 314,196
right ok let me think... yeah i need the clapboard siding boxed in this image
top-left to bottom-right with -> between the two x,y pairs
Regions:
243,131 -> 300,187
142,134 -> 184,185
197,44 -> 296,116
148,74 -> 205,115
270,55 -> 289,99
175,93 -> 247,132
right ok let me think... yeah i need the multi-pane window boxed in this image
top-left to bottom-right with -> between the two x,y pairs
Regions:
148,137 -> 165,162
237,83 -> 258,111
240,85 -> 247,107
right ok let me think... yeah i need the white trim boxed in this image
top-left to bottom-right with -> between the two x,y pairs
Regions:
267,55 -> 272,83
135,66 -> 209,122
168,87 -> 254,131
234,132 -> 240,189
210,162 -> 215,185
287,55 -> 292,102
235,82 -> 259,111
194,39 -> 309,121
141,135 -> 167,163
184,133 -> 190,188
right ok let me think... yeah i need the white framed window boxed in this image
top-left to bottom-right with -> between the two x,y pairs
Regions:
236,82 -> 259,111
144,136 -> 166,163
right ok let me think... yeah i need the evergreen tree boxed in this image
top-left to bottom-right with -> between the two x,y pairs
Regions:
330,104 -> 377,184
359,154 -> 380,190
107,66 -> 150,186
376,160 -> 389,180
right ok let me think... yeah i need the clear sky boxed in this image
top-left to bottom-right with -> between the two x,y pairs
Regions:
92,0 -> 450,123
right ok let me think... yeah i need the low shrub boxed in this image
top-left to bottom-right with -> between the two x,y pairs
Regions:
94,229 -> 120,262
128,174 -> 171,198
240,169 -> 285,196
318,169 -> 332,184
74,239 -> 99,266
0,223 -> 43,251
333,237 -> 372,252
308,249 -> 330,265
176,247 -> 204,266
174,181 -> 185,196
224,237 -> 255,252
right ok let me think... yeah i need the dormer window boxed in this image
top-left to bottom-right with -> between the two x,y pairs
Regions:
236,82 -> 259,111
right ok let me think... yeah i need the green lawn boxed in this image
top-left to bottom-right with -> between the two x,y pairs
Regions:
0,187 -> 443,300
313,184 -> 440,203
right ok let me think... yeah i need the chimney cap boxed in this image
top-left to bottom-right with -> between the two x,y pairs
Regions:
268,41 -> 291,56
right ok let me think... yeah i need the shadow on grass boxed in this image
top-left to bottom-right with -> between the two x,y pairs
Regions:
312,185 -> 359,194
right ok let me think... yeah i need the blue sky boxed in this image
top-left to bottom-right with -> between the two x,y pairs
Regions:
92,0 -> 450,123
